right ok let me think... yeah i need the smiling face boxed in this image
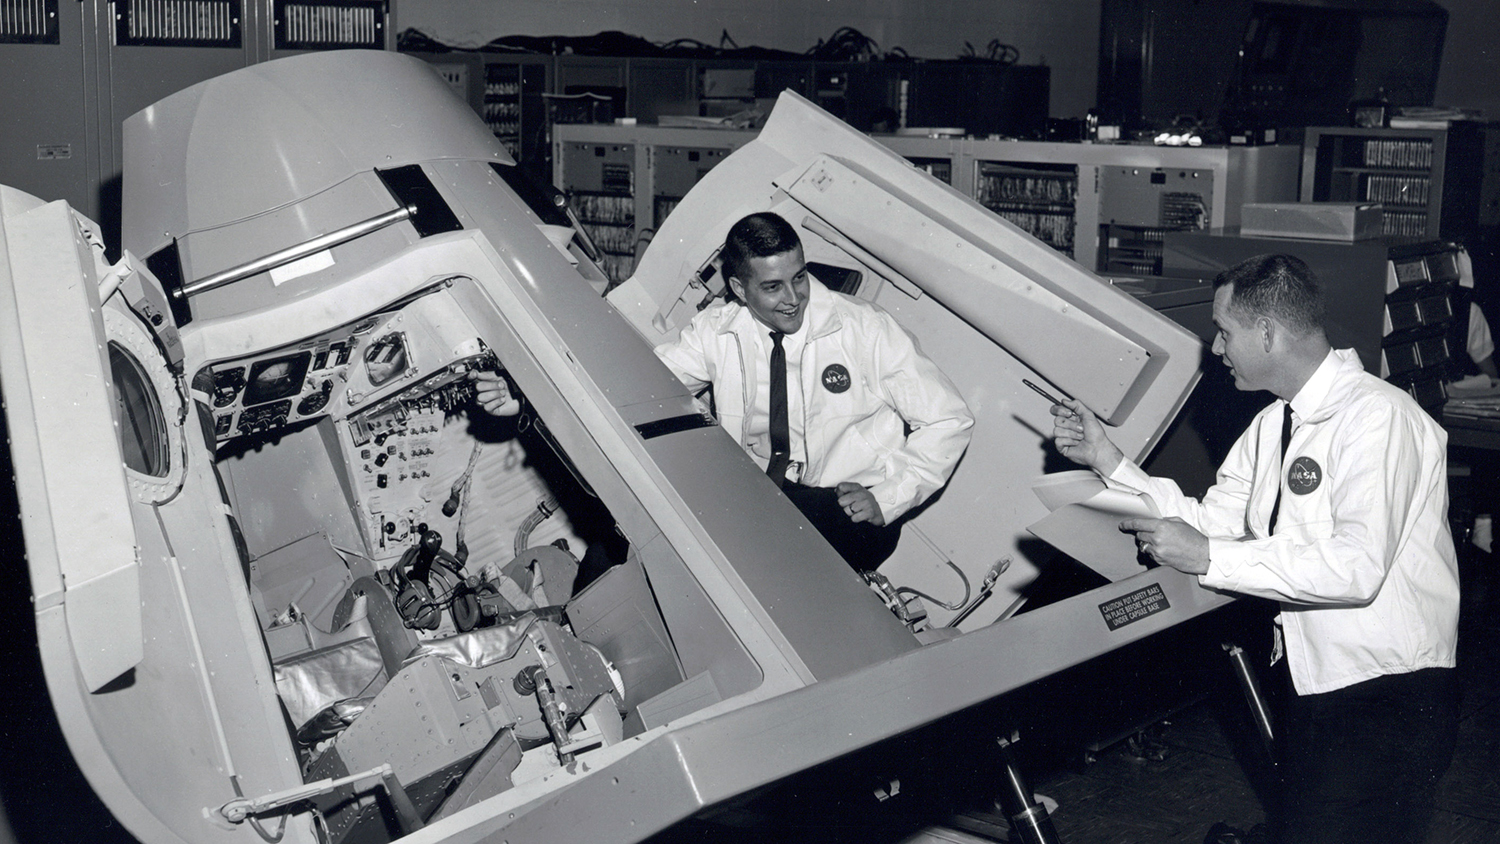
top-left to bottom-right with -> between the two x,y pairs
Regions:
1211,283 -> 1273,393
729,246 -> 810,335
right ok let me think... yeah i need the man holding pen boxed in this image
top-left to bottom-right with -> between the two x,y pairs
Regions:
1050,254 -> 1459,844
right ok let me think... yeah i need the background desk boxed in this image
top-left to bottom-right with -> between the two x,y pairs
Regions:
1446,414 -> 1500,451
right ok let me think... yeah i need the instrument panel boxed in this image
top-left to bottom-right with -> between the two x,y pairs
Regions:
195,285 -> 500,559
200,287 -> 488,445
207,316 -> 374,441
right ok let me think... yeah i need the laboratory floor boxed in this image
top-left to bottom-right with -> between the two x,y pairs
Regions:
1023,540 -> 1500,844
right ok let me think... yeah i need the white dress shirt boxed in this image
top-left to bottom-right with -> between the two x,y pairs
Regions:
1469,302 -> 1494,365
741,324 -> 808,482
656,278 -> 973,522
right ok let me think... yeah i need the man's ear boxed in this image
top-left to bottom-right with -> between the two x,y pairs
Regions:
1258,316 -> 1275,352
727,275 -> 745,302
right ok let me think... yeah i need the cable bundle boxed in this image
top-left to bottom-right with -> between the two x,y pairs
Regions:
396,25 -> 996,63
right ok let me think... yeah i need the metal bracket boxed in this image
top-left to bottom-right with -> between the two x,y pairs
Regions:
214,763 -> 425,835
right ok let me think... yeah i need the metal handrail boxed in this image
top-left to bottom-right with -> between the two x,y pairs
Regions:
174,204 -> 418,299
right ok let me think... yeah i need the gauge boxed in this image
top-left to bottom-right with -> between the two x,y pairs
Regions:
243,352 -> 311,406
364,333 -> 407,386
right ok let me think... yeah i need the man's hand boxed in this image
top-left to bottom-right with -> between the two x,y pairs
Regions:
836,482 -> 886,526
1051,398 -> 1123,476
1120,516 -> 1209,575
471,370 -> 521,417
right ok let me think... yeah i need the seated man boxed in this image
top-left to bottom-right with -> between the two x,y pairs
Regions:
654,211 -> 973,571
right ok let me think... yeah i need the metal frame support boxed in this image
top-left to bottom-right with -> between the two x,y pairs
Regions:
995,732 -> 1062,844
214,762 -> 425,835
1223,641 -> 1276,758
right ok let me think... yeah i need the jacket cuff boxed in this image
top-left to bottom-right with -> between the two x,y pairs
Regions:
1201,538 -> 1253,588
870,483 -> 910,524
1106,458 -> 1152,491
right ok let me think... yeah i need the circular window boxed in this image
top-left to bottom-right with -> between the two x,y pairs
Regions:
109,342 -> 169,477
104,306 -> 185,503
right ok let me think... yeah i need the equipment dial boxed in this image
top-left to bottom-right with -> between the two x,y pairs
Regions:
298,379 -> 334,416
212,367 -> 246,408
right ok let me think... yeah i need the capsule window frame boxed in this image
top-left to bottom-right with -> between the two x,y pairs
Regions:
104,306 -> 186,504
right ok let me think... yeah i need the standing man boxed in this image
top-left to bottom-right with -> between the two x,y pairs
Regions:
1052,254 -> 1459,844
656,211 -> 973,572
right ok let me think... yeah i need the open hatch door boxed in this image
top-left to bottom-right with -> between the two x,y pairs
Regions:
610,91 -> 1208,626
0,187 -> 312,843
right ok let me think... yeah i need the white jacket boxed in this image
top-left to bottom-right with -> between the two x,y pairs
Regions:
1108,348 -> 1458,695
655,278 -> 973,523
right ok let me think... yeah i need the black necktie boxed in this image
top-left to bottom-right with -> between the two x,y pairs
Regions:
766,331 -> 791,488
1268,403 -> 1293,534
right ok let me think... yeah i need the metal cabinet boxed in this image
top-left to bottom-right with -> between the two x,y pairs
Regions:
961,140 -> 1300,274
555,125 -> 758,287
0,0 -> 99,223
0,0 -> 392,248
552,122 -> 1302,286
1164,230 -> 1468,416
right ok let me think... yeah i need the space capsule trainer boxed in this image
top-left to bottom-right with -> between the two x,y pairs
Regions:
0,50 -> 1228,844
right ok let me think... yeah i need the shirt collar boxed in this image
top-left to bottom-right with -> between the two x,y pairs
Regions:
1287,348 -> 1341,422
760,321 -> 804,355
800,277 -> 843,340
722,276 -> 840,342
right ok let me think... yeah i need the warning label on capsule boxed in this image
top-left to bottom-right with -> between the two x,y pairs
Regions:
1099,583 -> 1170,631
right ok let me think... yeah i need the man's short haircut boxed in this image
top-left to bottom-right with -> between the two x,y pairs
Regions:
1213,253 -> 1326,336
721,212 -> 801,283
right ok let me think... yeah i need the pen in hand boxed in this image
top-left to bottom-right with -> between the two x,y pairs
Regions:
1024,378 -> 1080,421
1024,378 -> 1067,405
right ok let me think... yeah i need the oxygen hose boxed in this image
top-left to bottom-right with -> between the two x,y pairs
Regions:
514,494 -> 559,557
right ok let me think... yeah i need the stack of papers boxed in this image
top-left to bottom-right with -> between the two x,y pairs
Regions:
1388,107 -> 1481,129
1446,376 -> 1500,421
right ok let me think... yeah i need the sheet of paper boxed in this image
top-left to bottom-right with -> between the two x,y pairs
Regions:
1031,470 -> 1111,511
1027,472 -> 1159,582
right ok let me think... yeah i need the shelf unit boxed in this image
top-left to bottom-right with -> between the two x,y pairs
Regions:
1094,164 -> 1213,275
1382,242 -> 1468,413
557,140 -> 639,287
553,126 -> 761,288
482,59 -> 547,165
553,124 -> 1302,283
410,51 -> 1046,180
408,51 -> 552,181
959,139 -> 1298,274
1302,125 -> 1484,243
651,143 -> 737,229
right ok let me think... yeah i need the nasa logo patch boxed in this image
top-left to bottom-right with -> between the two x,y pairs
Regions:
1288,456 -> 1322,495
821,364 -> 851,394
